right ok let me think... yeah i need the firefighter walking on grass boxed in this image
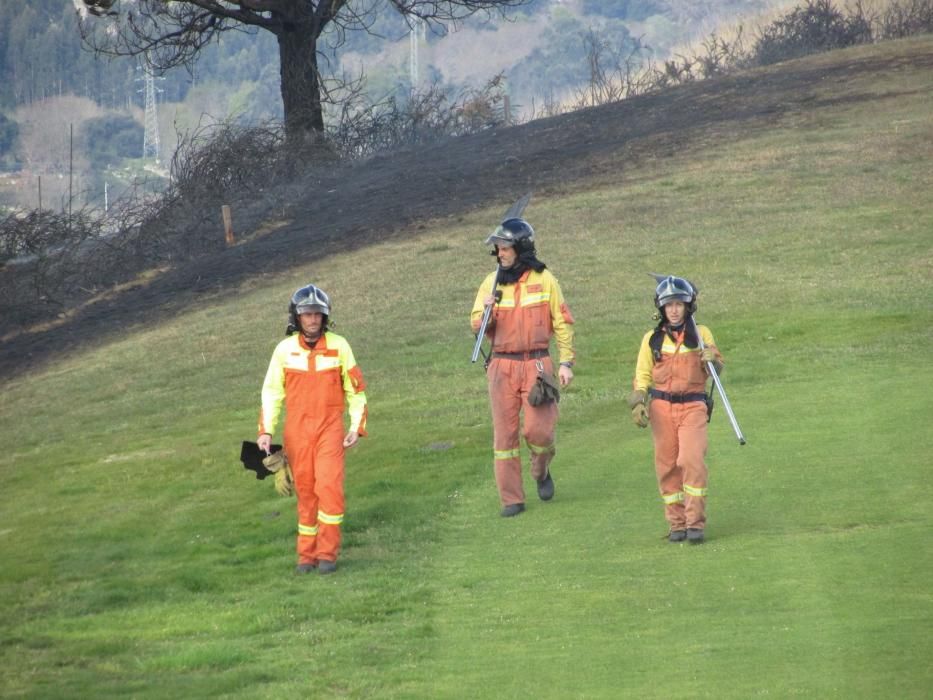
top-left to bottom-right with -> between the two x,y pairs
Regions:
258,284 -> 368,574
628,276 -> 723,543
471,218 -> 576,517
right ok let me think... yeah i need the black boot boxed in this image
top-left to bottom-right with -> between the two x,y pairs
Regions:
686,528 -> 705,544
536,471 -> 555,501
500,503 -> 525,517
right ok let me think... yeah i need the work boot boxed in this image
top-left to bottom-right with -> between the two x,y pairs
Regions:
536,472 -> 555,501
686,528 -> 705,544
668,529 -> 687,543
500,503 -> 525,518
295,561 -> 317,574
318,559 -> 337,575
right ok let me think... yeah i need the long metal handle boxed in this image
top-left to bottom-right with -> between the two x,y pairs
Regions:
471,266 -> 500,363
691,316 -> 746,445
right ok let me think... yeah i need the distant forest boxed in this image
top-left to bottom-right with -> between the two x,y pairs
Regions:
0,1 -> 773,116
0,0 -> 773,211
0,0 -> 280,112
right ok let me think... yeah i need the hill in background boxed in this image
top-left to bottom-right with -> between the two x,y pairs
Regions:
2,34 -> 931,377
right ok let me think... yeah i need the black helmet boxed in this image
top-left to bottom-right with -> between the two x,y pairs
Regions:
287,284 -> 331,335
654,275 -> 697,314
485,217 -> 536,255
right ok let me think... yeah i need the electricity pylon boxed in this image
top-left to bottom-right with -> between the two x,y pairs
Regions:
138,56 -> 163,162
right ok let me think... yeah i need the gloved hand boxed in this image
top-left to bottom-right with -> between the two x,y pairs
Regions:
699,347 -> 723,373
626,390 -> 649,429
262,450 -> 287,474
274,463 -> 294,497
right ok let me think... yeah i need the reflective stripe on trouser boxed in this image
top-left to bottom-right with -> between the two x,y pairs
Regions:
488,356 -> 558,506
649,399 -> 708,530
285,412 -> 346,563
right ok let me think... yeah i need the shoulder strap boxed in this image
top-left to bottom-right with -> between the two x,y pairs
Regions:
649,328 -> 665,362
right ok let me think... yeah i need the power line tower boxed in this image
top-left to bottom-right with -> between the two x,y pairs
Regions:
138,57 -> 163,162
409,17 -> 426,89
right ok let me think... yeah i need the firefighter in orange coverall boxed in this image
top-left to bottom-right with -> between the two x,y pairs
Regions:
471,218 -> 575,517
258,284 -> 368,574
628,276 -> 723,544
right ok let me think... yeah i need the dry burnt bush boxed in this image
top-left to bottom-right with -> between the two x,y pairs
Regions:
877,0 -> 933,37
750,0 -> 873,66
0,91 -> 511,334
0,209 -> 98,328
0,122 -> 301,334
329,75 -> 510,158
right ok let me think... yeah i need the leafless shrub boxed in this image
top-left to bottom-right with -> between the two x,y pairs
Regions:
328,75 -> 510,158
0,209 -> 98,326
571,33 -> 657,109
571,25 -> 755,111
750,0 -> 873,66
526,89 -> 566,121
877,0 -> 933,38
170,120 -> 289,202
695,27 -> 751,78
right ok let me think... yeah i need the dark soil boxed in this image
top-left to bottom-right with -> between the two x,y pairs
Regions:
2,41 -> 931,380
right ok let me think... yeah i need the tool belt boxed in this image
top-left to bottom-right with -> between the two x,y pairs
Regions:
650,389 -> 707,404
492,349 -> 550,361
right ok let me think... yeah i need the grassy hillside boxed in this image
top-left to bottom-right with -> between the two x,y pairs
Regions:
1,37 -> 931,698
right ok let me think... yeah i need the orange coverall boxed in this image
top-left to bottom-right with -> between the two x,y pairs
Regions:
634,325 -> 722,531
259,331 -> 367,565
471,268 -> 575,507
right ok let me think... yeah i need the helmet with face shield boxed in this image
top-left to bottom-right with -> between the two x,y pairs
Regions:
485,217 -> 536,255
287,284 -> 331,336
654,275 -> 697,316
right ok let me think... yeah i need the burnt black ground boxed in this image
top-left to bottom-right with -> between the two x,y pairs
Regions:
2,42 -> 930,380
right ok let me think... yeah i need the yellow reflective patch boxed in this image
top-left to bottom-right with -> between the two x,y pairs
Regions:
521,292 -> 550,305
684,484 -> 708,497
298,523 -> 318,536
662,491 -> 685,504
285,353 -> 309,371
526,441 -> 555,455
660,339 -> 699,355
319,511 -> 344,525
494,448 -> 520,460
315,355 -> 341,372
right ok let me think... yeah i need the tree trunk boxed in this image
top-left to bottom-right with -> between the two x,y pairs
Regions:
278,24 -> 324,144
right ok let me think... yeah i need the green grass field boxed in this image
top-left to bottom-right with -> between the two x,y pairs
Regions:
2,39 -> 932,698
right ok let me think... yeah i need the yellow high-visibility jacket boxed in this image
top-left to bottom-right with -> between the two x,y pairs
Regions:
633,325 -> 721,395
258,331 -> 368,437
470,268 -> 575,365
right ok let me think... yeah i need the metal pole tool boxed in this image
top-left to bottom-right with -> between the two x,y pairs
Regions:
471,192 -> 532,364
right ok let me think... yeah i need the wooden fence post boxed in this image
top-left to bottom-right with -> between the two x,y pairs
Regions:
221,204 -> 235,246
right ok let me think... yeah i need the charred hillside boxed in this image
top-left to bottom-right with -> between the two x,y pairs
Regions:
1,38 -> 931,379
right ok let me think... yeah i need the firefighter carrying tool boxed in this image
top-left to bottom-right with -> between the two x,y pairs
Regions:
257,284 -> 368,575
471,216 -> 576,517
628,275 -> 723,544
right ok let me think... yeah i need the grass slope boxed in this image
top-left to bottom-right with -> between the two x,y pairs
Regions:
1,38 -> 931,699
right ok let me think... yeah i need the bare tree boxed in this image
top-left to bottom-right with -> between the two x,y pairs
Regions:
76,0 -> 528,146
